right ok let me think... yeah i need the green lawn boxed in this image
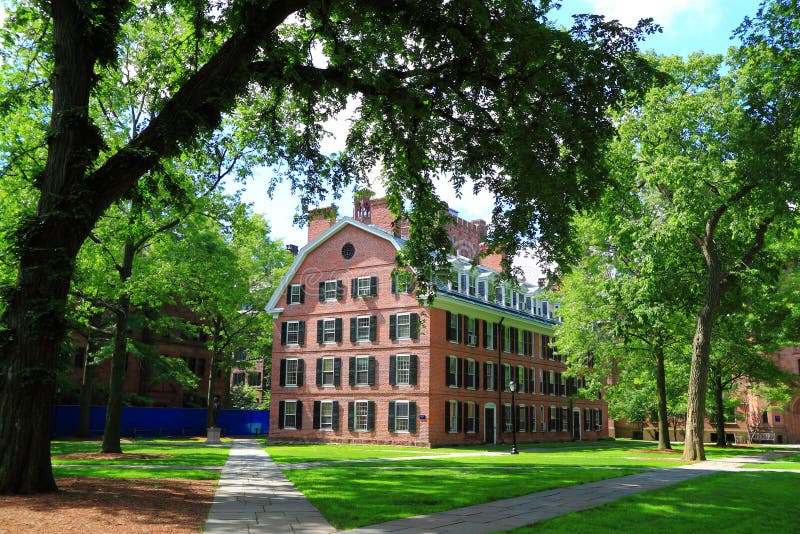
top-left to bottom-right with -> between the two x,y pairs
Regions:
500,471 -> 800,533
50,439 -> 230,480
745,452 -> 800,470
284,465 -> 640,529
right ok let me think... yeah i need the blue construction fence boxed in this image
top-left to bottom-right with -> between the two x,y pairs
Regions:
50,405 -> 270,438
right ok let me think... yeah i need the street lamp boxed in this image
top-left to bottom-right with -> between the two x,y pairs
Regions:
509,380 -> 519,454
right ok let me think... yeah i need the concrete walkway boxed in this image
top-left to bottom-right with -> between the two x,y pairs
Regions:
204,439 -> 335,533
204,440 -> 798,533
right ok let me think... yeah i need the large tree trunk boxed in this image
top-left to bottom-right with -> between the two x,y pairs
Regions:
713,368 -> 726,447
682,247 -> 724,461
101,239 -> 135,453
654,341 -> 671,450
206,321 -> 222,428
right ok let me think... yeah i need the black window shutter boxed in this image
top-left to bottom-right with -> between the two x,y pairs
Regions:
349,357 -> 356,386
337,280 -> 344,300
482,321 -> 488,348
296,401 -> 303,429
410,313 -> 419,339
388,400 -> 396,431
313,401 -> 321,429
333,358 -> 341,386
279,359 -> 286,387
444,401 -> 451,432
462,315 -> 468,343
298,321 -> 305,346
350,318 -> 357,342
370,276 -> 378,297
409,403 -> 417,433
367,401 -> 375,430
368,356 -> 376,385
319,282 -> 325,302
335,318 -> 342,342
445,311 -> 453,341
483,362 -> 489,391
391,275 -> 397,294
457,358 -> 463,388
369,315 -> 377,341
278,401 -> 285,429
332,402 -> 339,430
299,284 -> 305,303
317,321 -> 323,344
498,324 -> 504,352
463,402 -> 469,433
348,401 -> 355,431
445,358 -> 452,386
529,368 -> 535,394
315,358 -> 322,386
409,355 -> 418,385
455,314 -> 461,343
296,359 -> 304,386
389,315 -> 397,340
286,287 -> 291,305
280,322 -> 287,346
351,278 -> 357,298
389,355 -> 397,386
495,365 -> 500,391
457,402 -> 463,432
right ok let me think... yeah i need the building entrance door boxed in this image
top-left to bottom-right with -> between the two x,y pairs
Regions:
485,406 -> 495,444
572,410 -> 581,440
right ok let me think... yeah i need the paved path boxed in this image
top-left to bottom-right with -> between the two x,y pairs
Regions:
204,439 -> 336,533
204,440 -> 799,533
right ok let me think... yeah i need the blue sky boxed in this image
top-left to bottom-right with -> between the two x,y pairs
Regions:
236,1 -> 762,268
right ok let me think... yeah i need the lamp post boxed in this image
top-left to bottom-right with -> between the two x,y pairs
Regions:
509,380 -> 518,454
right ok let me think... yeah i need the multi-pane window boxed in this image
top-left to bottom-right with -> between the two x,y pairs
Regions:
504,404 -> 513,432
394,401 -> 410,432
503,364 -> 511,391
321,357 -> 335,386
585,408 -> 591,432
549,406 -> 558,431
288,284 -> 303,304
549,370 -> 556,395
465,317 -> 478,346
286,321 -> 300,345
248,372 -> 261,387
323,319 -> 336,343
233,349 -> 247,362
323,280 -> 338,301
320,401 -> 333,430
355,400 -> 369,431
503,325 -> 511,353
446,311 -> 461,342
485,362 -> 496,391
357,316 -> 371,341
518,404 -> 527,432
485,321 -> 495,349
517,366 -> 526,392
396,313 -> 411,339
396,354 -> 410,385
392,272 -> 414,293
284,401 -> 298,429
595,408 -> 602,431
356,356 -> 370,385
232,373 -> 245,385
448,400 -> 459,433
465,401 -> 478,433
541,406 -> 546,432
466,359 -> 477,389
477,279 -> 488,300
285,358 -> 299,386
447,355 -> 460,387
562,407 -> 569,431
531,404 -> 537,432
357,276 -> 372,297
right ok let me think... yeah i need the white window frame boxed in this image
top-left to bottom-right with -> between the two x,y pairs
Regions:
286,321 -> 300,345
355,400 -> 369,431
503,326 -> 511,353
466,359 -> 477,389
562,406 -> 569,432
355,355 -> 370,386
395,354 -> 411,386
486,362 -> 495,391
477,279 -> 488,300
503,363 -> 511,391
396,312 -> 411,340
448,400 -> 459,433
531,404 -> 537,432
465,401 -> 477,433
284,400 -> 298,429
466,318 -> 477,346
320,400 -> 333,430
504,403 -> 513,432
486,322 -> 495,350
394,401 -> 410,433
323,279 -> 338,301
518,404 -> 527,432
517,366 -> 526,392
288,284 -> 302,304
356,315 -> 371,342
322,318 -> 336,343
448,355 -> 459,387
356,276 -> 372,297
285,358 -> 299,387
321,357 -> 335,386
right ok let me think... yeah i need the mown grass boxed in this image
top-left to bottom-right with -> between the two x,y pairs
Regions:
284,465 -> 640,529
745,451 -> 800,470
51,440 -> 230,466
500,471 -> 800,533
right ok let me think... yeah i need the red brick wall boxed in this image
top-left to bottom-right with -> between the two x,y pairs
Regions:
307,207 -> 338,243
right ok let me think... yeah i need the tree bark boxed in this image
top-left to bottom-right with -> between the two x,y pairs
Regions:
101,238 -> 135,453
77,343 -> 95,438
682,244 -> 724,461
206,319 -> 222,428
654,341 -> 671,450
713,368 -> 726,447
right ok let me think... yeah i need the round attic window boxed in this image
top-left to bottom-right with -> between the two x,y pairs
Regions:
341,242 -> 355,259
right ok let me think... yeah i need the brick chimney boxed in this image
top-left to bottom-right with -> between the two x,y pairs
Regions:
307,205 -> 338,243
353,194 -> 410,238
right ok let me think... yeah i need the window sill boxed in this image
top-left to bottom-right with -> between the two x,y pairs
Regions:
284,385 -> 298,388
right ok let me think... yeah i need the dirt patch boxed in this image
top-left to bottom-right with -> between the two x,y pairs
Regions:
54,452 -> 169,461
0,477 -> 215,533
631,448 -> 682,454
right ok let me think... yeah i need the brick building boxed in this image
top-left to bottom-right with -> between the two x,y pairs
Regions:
267,197 -> 606,446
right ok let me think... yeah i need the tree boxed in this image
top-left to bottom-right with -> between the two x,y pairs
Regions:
0,0 -> 660,493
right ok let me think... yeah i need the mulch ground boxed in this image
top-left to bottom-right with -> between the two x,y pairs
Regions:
0,476 -> 216,533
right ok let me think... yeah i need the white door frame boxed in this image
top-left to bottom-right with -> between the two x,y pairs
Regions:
484,402 -> 496,444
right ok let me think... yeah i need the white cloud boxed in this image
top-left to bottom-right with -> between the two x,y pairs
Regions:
587,0 -> 715,29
